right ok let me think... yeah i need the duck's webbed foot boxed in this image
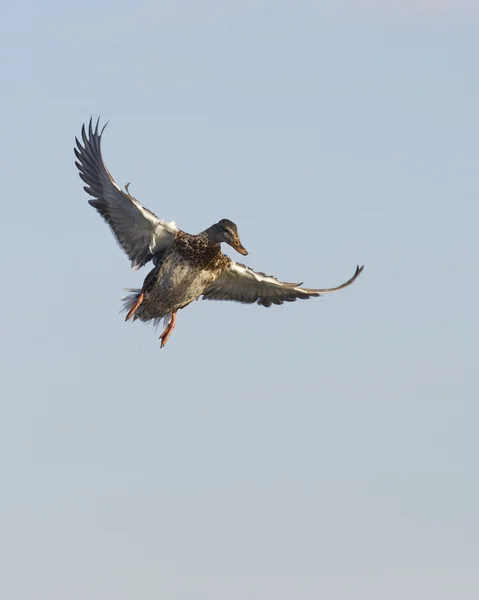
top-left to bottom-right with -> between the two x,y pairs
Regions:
159,311 -> 177,348
125,291 -> 145,322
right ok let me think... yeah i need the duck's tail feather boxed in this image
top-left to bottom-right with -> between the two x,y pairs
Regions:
121,289 -> 143,321
121,289 -> 171,330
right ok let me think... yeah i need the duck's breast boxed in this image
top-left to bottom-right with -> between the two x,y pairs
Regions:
147,254 -> 218,315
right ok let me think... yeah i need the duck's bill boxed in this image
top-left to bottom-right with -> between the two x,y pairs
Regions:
234,241 -> 248,256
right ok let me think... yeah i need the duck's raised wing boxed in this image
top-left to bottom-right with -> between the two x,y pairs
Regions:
75,119 -> 178,270
202,262 -> 363,307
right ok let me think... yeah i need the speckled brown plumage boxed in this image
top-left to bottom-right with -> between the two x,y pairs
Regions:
174,231 -> 230,271
127,232 -> 232,324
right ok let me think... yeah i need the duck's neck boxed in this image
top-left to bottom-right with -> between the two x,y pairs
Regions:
203,223 -> 223,244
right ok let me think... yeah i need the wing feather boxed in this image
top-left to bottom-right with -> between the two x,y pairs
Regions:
202,262 -> 363,307
75,118 -> 178,269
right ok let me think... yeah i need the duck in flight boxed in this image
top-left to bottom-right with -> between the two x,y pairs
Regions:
75,119 -> 363,348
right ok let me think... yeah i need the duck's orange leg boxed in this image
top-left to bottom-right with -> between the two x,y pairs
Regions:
159,311 -> 177,348
125,291 -> 144,322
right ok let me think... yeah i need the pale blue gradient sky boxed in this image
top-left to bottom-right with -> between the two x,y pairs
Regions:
1,2 -> 478,599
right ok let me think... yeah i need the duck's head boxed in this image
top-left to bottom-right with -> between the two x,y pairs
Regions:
208,219 -> 248,256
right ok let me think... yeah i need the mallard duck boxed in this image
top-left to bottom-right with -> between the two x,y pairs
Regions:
75,119 -> 363,348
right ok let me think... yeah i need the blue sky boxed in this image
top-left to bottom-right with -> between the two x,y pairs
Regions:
1,2 -> 478,599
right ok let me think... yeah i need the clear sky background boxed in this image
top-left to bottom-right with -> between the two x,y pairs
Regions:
1,2 -> 478,599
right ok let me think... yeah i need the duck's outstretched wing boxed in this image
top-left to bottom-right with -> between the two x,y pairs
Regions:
202,262 -> 363,307
75,118 -> 178,270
